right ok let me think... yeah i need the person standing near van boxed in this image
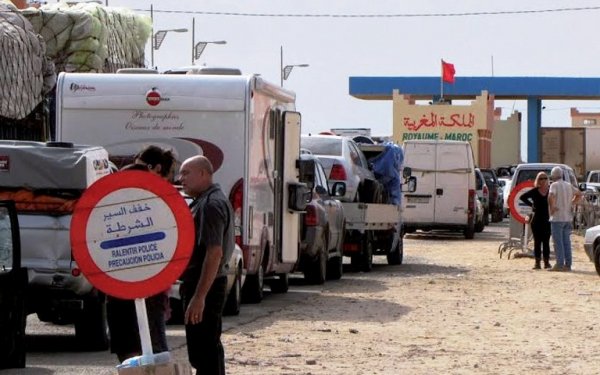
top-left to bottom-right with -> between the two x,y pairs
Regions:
519,172 -> 551,269
178,155 -> 234,375
548,166 -> 582,272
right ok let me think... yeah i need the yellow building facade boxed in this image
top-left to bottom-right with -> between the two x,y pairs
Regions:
392,90 -> 495,168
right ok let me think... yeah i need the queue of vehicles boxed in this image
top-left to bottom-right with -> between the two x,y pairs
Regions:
10,66 -> 600,370
0,69 -> 422,369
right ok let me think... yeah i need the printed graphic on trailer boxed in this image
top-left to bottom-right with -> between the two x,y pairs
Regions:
71,171 -> 194,300
90,188 -> 176,282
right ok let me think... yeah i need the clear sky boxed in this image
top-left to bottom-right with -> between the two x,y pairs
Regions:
110,0 -> 600,159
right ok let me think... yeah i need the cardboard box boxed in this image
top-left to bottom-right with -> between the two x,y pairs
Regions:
116,361 -> 192,375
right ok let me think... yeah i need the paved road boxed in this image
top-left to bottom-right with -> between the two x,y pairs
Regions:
1,222 -> 511,374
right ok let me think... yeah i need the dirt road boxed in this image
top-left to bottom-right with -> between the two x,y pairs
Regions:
223,222 -> 600,375
10,221 -> 600,374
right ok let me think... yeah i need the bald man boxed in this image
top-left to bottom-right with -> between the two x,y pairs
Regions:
178,156 -> 234,375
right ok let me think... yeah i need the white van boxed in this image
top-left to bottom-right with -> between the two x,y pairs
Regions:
402,140 -> 477,239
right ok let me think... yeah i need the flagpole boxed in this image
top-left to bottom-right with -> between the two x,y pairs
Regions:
440,59 -> 444,101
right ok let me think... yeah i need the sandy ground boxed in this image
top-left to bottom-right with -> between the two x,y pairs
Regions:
222,222 -> 600,375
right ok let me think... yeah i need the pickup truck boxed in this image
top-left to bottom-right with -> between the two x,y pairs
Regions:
0,141 -> 112,351
0,200 -> 27,369
341,143 -> 416,272
583,170 -> 600,190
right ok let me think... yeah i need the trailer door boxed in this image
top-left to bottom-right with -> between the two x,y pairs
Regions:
278,111 -> 301,264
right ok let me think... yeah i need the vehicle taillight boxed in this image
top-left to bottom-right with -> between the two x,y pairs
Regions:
468,189 -> 475,219
71,268 -> 81,277
304,205 -> 318,226
329,163 -> 347,181
229,178 -> 244,247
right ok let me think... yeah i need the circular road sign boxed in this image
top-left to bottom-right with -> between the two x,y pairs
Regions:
508,180 -> 535,224
71,171 -> 194,299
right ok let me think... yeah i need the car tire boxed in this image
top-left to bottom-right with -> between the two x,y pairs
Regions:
386,234 -> 403,265
0,292 -> 26,369
359,235 -> 373,272
223,263 -> 242,316
306,231 -> 328,284
594,243 -> 600,277
242,265 -> 264,304
475,214 -> 485,232
269,273 -> 289,293
327,255 -> 343,280
464,218 -> 475,239
74,293 -> 109,351
327,222 -> 344,280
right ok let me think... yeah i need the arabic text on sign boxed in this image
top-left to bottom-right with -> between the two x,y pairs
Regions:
402,113 -> 476,132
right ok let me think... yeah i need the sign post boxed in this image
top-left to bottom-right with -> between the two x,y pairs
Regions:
507,180 -> 535,253
70,171 -> 194,361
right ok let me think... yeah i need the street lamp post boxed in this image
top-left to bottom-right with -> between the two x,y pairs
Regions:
150,28 -> 188,69
193,41 -> 227,63
192,18 -> 226,64
280,46 -> 309,86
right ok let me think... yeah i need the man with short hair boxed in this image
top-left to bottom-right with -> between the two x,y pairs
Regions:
548,166 -> 582,272
178,155 -> 234,375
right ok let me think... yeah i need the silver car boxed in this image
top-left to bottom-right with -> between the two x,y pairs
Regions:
301,135 -> 376,202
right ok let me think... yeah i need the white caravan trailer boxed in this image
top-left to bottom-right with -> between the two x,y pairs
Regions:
56,72 -> 306,302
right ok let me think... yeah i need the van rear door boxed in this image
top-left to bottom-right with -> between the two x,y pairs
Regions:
403,142 -> 436,223
434,142 -> 470,224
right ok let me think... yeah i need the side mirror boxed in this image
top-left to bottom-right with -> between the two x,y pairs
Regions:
402,167 -> 412,179
331,182 -> 346,197
405,176 -> 417,193
579,182 -> 587,191
297,159 -> 315,191
288,182 -> 309,212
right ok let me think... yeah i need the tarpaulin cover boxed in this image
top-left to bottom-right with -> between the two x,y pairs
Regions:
369,143 -> 404,205
0,140 -> 110,190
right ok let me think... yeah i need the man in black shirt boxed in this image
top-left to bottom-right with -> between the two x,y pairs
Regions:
178,155 -> 234,375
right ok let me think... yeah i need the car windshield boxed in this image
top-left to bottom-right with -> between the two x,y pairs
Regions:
481,170 -> 496,184
516,169 -> 553,185
301,137 -> 342,156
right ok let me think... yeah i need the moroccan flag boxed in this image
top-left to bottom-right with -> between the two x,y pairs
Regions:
442,60 -> 456,83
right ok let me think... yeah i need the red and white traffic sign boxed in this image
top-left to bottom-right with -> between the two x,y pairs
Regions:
507,180 -> 535,224
70,171 -> 194,300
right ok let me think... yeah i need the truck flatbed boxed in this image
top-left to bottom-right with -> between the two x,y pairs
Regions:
341,202 -> 401,230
